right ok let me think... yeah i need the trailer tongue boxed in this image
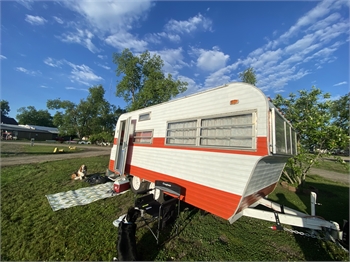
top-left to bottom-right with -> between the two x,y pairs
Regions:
233,190 -> 348,251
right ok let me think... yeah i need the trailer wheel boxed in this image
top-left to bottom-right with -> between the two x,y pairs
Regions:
130,176 -> 149,193
148,182 -> 165,203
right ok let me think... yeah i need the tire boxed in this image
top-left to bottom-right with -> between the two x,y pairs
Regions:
148,182 -> 165,203
130,176 -> 150,193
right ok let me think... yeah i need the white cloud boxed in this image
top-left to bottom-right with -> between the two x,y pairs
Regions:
165,13 -> 212,35
97,55 -> 107,60
192,47 -> 230,72
144,13 -> 212,45
0,55 -> 7,60
333,81 -> 347,86
105,32 -> 148,52
278,0 -> 344,44
151,48 -> 189,77
66,62 -> 103,86
25,14 -> 47,25
307,12 -> 342,32
178,75 -> 202,96
198,0 -> 349,93
53,16 -> 64,24
43,58 -> 103,86
16,0 -> 34,10
58,29 -> 99,53
96,63 -> 111,70
204,67 -> 233,88
144,33 -> 162,44
285,34 -> 315,54
65,87 -> 89,92
15,67 -> 41,76
43,57 -> 63,68
62,0 -> 153,34
57,0 -> 153,53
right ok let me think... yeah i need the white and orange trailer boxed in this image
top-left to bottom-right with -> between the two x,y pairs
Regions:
107,82 -> 299,222
107,82 -> 349,247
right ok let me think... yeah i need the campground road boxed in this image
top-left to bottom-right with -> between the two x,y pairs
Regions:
0,142 -> 111,167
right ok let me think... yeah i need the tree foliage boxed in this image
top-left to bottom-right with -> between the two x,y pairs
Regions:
239,67 -> 257,86
331,93 -> 349,134
0,100 -> 10,116
47,85 -> 123,139
16,106 -> 54,127
272,87 -> 348,185
113,49 -> 188,111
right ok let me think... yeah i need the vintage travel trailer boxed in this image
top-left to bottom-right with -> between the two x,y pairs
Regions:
107,82 -> 299,223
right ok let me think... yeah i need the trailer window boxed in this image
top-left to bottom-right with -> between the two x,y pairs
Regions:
139,112 -> 151,121
292,129 -> 297,154
275,113 -> 286,154
134,130 -> 153,144
286,125 -> 292,154
200,114 -> 255,148
166,120 -> 197,145
270,108 -> 297,155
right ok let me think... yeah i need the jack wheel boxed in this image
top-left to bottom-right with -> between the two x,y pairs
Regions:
148,182 -> 165,203
130,176 -> 149,193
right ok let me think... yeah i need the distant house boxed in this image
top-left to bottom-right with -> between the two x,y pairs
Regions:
1,114 -> 18,125
0,123 -> 59,141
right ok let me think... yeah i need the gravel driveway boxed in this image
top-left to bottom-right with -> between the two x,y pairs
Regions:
310,168 -> 349,184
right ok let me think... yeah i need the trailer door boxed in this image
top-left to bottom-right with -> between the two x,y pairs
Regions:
114,117 -> 131,175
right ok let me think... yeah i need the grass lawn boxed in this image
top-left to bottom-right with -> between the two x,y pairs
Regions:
1,156 -> 349,261
0,143 -> 83,157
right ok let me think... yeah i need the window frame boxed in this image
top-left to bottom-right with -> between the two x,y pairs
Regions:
165,111 -> 257,150
271,108 -> 297,155
165,119 -> 198,146
133,129 -> 153,144
138,112 -> 151,122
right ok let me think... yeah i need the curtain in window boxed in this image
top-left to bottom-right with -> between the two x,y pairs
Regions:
167,120 -> 197,145
200,114 -> 254,148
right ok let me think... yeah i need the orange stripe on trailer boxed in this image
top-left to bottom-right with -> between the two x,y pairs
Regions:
133,137 -> 269,156
127,165 -> 242,220
109,159 -> 115,172
114,137 -> 118,145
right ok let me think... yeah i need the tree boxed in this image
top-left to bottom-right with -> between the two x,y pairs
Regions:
113,49 -> 188,111
47,85 -> 123,139
47,99 -> 77,136
239,67 -> 257,86
272,86 -> 348,186
0,100 -> 10,116
331,93 -> 349,134
16,106 -> 54,127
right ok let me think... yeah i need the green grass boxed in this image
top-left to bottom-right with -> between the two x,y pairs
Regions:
0,143 -> 83,157
1,156 -> 349,261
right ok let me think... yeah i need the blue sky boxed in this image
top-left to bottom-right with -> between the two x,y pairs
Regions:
1,0 -> 349,121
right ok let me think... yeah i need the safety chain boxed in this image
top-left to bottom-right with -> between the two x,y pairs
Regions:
283,227 -> 349,253
283,227 -> 329,241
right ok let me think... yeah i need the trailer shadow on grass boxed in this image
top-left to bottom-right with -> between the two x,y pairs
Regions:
136,203 -> 200,261
276,178 -> 349,260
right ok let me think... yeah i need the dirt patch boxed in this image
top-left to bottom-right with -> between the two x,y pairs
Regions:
309,168 -> 349,184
